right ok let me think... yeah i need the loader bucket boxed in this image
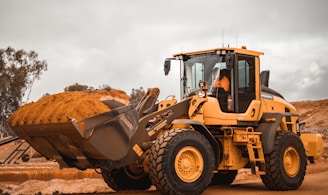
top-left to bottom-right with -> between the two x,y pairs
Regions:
11,122 -> 107,169
7,91 -> 142,170
82,105 -> 139,161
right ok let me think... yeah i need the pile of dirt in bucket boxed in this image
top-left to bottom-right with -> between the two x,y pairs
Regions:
8,89 -> 129,127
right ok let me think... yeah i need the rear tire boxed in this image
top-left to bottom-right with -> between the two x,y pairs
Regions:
260,131 -> 306,190
149,129 -> 215,195
101,165 -> 151,191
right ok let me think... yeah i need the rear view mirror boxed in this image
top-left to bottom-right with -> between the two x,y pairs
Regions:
260,70 -> 270,87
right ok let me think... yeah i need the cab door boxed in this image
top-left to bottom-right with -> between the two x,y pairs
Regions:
226,53 -> 261,122
201,52 -> 262,124
233,54 -> 256,113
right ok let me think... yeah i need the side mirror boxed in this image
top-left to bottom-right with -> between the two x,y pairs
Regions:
260,70 -> 270,87
164,58 -> 173,76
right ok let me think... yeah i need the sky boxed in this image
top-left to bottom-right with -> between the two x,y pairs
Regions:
0,0 -> 328,103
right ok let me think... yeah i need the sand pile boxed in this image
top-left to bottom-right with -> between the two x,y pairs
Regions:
88,89 -> 129,104
8,90 -> 129,127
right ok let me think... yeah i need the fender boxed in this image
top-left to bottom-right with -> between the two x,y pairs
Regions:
256,112 -> 298,154
172,119 -> 220,166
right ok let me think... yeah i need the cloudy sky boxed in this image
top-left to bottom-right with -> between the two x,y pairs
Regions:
1,0 -> 327,102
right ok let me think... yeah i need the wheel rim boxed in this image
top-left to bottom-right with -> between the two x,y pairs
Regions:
174,146 -> 204,183
283,146 -> 300,177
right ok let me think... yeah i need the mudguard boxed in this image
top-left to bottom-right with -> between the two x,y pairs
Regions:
256,112 -> 298,154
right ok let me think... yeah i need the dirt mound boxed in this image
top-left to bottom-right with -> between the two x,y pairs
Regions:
292,99 -> 328,138
88,89 -> 129,104
8,89 -> 130,127
8,91 -> 110,126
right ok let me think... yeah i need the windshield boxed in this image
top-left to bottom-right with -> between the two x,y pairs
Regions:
180,53 -> 227,97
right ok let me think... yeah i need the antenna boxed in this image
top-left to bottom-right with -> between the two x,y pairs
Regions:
228,9 -> 237,48
221,30 -> 224,47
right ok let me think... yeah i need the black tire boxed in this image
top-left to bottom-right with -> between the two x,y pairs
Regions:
101,165 -> 151,191
149,129 -> 215,195
211,170 -> 238,185
260,131 -> 307,190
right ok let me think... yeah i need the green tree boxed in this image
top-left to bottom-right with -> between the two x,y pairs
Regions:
130,87 -> 146,106
64,83 -> 94,91
0,47 -> 48,117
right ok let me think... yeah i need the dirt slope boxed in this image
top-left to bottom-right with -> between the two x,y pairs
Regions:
292,99 -> 328,139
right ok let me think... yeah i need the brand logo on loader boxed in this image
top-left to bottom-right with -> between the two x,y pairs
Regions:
120,115 -> 134,131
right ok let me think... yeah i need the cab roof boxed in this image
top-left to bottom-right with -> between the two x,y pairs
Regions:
173,47 -> 264,57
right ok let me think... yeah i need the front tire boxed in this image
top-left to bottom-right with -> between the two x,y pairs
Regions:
101,165 -> 151,191
261,131 -> 307,190
149,129 -> 215,195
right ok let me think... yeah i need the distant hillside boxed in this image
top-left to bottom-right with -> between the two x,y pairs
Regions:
292,99 -> 328,139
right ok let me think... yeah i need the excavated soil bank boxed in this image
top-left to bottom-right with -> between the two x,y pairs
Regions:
0,161 -> 102,183
292,99 -> 328,132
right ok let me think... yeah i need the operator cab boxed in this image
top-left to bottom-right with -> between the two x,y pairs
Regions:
164,47 -> 263,114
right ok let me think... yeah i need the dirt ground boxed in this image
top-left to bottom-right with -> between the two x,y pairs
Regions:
0,158 -> 327,195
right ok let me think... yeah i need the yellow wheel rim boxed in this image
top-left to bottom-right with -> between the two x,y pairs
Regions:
283,146 -> 300,177
174,146 -> 204,183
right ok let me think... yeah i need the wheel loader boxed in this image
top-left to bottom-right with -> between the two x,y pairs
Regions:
8,46 -> 323,194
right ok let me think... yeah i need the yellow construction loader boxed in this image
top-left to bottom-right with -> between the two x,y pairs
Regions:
8,46 -> 323,194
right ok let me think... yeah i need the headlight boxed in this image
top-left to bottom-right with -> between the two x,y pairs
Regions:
198,90 -> 206,98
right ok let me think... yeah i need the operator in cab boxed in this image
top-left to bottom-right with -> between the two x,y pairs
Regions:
212,67 -> 232,112
212,68 -> 230,92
